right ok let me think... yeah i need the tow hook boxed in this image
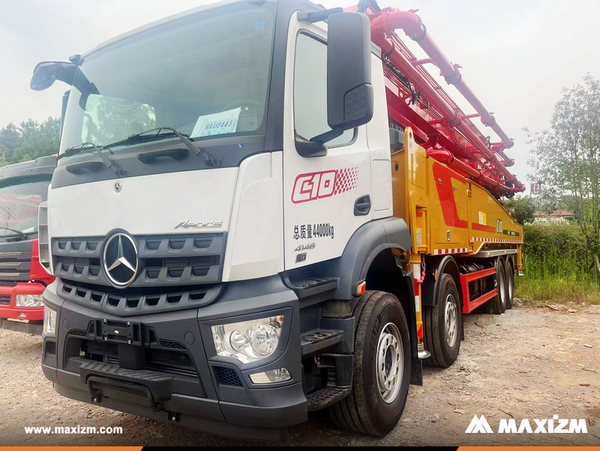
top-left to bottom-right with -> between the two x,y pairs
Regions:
91,390 -> 102,404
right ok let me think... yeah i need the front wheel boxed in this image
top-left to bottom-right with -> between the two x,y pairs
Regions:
329,291 -> 411,436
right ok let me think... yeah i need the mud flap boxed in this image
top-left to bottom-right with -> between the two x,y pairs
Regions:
411,358 -> 423,386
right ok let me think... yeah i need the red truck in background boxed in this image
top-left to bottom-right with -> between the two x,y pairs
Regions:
0,155 -> 56,334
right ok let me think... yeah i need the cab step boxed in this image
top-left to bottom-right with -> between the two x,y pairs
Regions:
287,277 -> 339,298
307,387 -> 351,411
301,330 -> 343,356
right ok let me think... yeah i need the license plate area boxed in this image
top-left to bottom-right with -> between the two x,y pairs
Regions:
97,319 -> 145,345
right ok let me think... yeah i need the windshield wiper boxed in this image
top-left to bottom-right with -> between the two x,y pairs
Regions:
58,142 -> 126,177
0,227 -> 27,240
109,127 -> 220,167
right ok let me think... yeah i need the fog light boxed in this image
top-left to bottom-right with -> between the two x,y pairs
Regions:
250,368 -> 291,384
18,312 -> 27,319
16,294 -> 44,308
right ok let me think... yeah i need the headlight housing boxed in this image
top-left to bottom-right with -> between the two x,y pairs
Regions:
43,305 -> 58,337
211,315 -> 283,363
16,294 -> 44,308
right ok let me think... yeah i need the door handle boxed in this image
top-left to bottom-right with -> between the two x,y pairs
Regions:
354,195 -> 371,216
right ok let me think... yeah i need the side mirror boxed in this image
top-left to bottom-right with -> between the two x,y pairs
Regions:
327,12 -> 374,132
31,61 -> 76,91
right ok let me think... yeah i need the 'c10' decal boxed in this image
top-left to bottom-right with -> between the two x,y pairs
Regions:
292,167 -> 359,203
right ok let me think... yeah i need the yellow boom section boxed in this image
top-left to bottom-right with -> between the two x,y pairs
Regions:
391,128 -> 523,269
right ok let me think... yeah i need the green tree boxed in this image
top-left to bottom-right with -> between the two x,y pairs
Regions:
0,123 -> 21,158
504,196 -> 536,224
527,74 -> 600,259
0,118 -> 60,167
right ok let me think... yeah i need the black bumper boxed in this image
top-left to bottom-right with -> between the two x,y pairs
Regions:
41,276 -> 307,441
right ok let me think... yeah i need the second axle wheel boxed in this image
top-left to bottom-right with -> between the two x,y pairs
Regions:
423,273 -> 462,368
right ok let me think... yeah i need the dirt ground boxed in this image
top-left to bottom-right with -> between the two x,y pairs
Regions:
1,303 -> 599,447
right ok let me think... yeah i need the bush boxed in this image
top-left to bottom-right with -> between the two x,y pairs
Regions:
516,221 -> 600,304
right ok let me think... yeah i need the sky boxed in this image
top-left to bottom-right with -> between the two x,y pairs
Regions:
1,0 -> 600,186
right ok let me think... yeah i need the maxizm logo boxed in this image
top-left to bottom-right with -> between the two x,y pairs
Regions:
466,415 -> 588,434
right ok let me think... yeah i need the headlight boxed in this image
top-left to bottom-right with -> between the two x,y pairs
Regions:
16,294 -> 44,308
43,305 -> 58,337
211,315 -> 283,363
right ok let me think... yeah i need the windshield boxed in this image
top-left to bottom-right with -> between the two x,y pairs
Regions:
60,3 -> 275,152
0,179 -> 50,237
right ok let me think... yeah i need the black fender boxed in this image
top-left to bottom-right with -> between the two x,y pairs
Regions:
323,217 -> 412,300
317,217 -> 419,383
421,255 -> 461,308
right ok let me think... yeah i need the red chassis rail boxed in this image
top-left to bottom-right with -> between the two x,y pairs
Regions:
460,267 -> 497,314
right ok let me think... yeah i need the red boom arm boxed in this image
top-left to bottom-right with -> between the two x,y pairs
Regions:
353,5 -> 525,197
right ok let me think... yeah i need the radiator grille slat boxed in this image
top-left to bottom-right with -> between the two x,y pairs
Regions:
52,233 -> 226,289
57,279 -> 222,316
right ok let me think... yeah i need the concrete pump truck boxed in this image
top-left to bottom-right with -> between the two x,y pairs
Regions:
32,0 -> 524,440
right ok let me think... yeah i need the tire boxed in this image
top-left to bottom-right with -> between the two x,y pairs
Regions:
490,258 -> 507,314
423,274 -> 462,368
504,257 -> 515,309
328,291 -> 411,436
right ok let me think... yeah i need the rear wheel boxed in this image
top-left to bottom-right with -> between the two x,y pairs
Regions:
504,257 -> 515,309
490,259 -> 507,314
423,274 -> 462,368
328,291 -> 411,436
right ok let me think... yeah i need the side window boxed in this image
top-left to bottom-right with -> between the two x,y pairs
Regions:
294,33 -> 354,148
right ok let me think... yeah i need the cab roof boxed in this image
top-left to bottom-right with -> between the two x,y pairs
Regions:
0,155 -> 57,183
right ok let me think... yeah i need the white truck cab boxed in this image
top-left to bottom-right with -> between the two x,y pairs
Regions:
32,0 -> 481,440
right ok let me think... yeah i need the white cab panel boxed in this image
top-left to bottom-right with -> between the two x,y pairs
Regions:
368,54 -> 393,218
282,15 -> 372,270
222,152 -> 284,281
48,168 -> 238,237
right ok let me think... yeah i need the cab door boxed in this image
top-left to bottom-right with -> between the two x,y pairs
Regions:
282,14 -> 372,269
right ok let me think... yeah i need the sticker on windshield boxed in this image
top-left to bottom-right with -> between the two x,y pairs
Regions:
191,107 -> 242,138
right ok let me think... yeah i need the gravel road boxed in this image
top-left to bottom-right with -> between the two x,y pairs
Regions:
1,303 -> 599,446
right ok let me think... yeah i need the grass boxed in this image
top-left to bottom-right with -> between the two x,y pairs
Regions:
515,254 -> 600,305
516,276 -> 600,305
515,221 -> 600,305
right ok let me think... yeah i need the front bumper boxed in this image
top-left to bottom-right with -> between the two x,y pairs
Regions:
0,282 -> 45,321
41,276 -> 306,441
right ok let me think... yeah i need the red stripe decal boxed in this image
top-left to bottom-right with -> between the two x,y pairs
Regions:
471,222 -> 496,233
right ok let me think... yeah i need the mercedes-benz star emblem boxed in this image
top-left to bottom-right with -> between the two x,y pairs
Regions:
103,233 -> 138,288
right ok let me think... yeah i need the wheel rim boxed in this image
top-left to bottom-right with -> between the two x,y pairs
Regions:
376,322 -> 403,404
444,294 -> 458,348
